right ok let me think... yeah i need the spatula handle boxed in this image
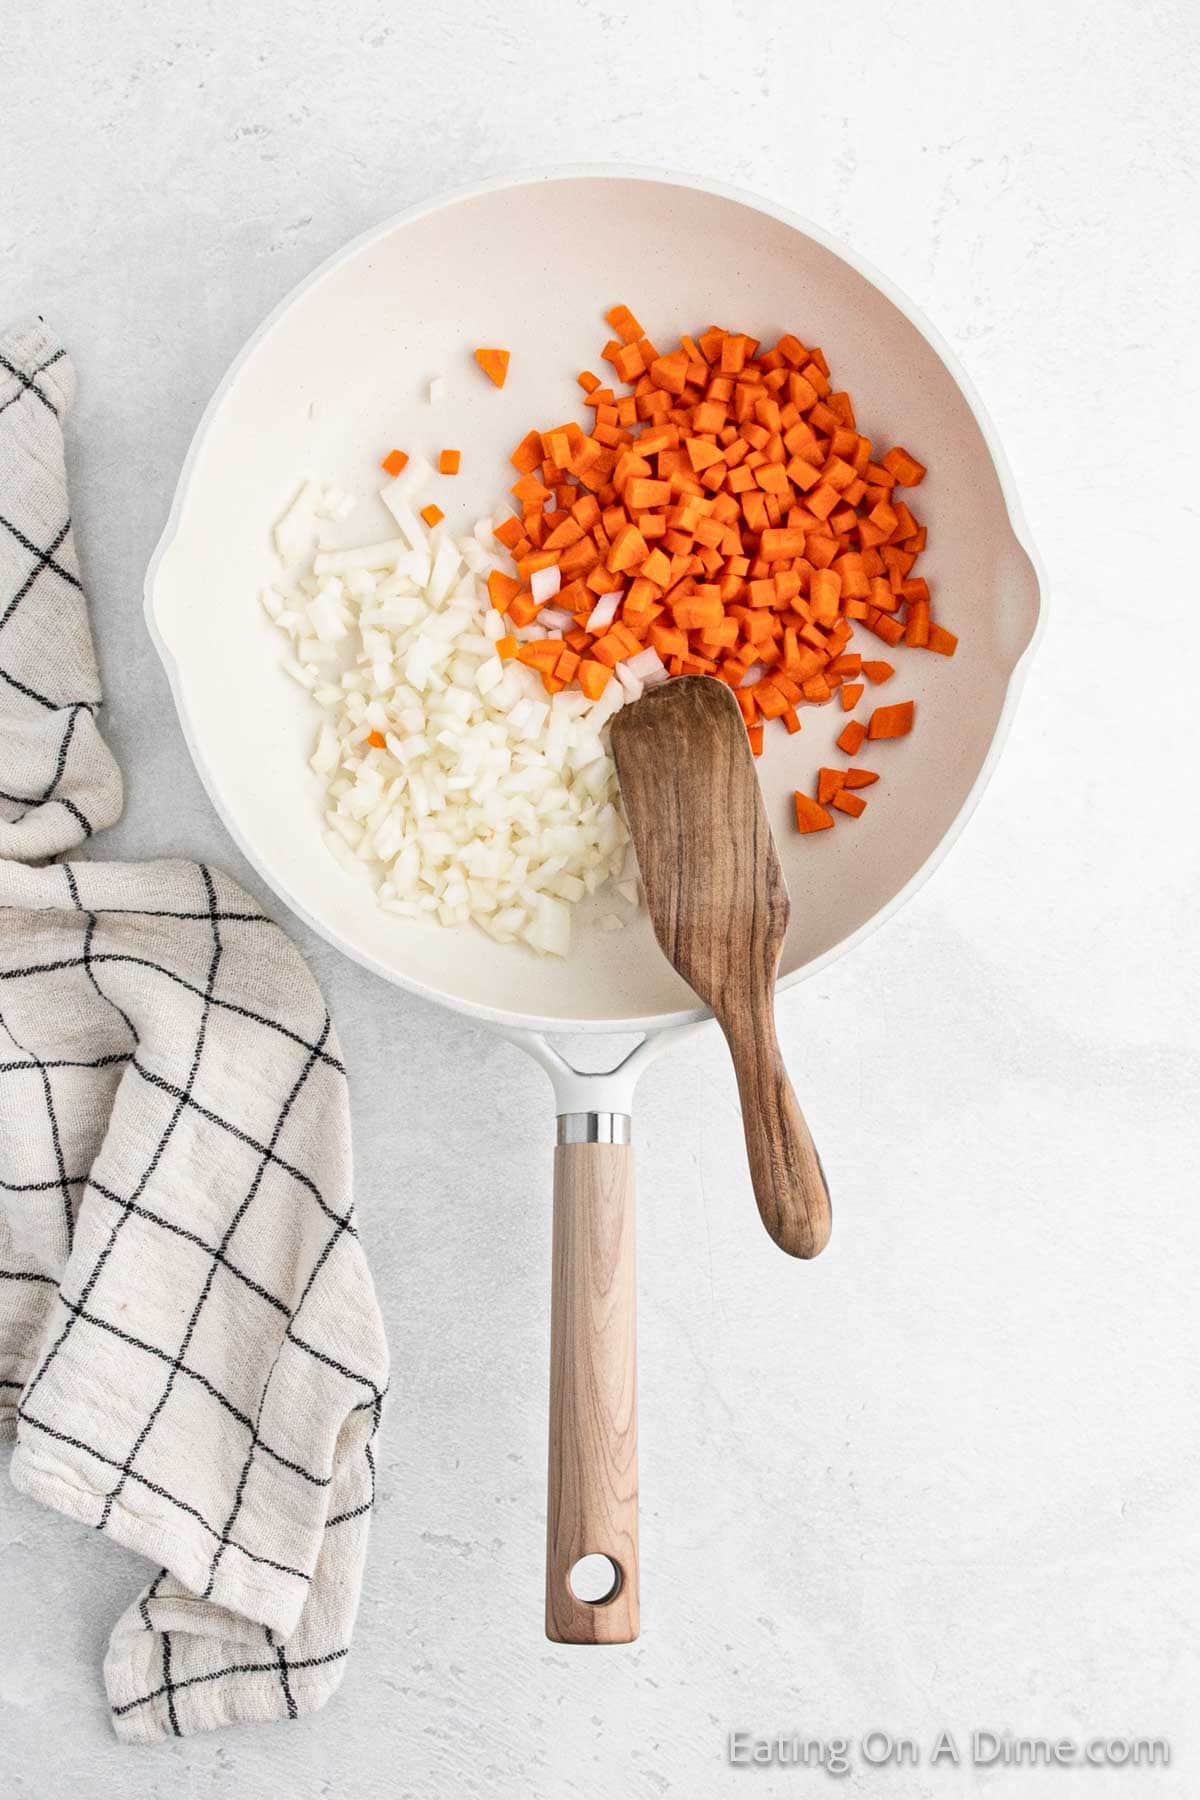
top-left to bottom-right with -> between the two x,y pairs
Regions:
546,1131 -> 639,1643
721,998 -> 832,1259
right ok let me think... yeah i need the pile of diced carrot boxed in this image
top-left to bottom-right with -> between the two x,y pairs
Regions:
487,304 -> 953,737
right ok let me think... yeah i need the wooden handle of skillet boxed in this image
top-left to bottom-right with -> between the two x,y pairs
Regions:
718,992 -> 832,1261
546,1140 -> 639,1643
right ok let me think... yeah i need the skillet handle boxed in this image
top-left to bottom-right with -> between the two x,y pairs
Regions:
545,1118 -> 639,1643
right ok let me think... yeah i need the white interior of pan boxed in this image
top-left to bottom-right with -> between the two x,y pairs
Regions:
148,172 -> 1041,1032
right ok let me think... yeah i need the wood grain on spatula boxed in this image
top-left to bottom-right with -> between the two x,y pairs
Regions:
610,676 -> 831,1259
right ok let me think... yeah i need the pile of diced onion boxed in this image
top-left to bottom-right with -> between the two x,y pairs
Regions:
262,459 -> 656,956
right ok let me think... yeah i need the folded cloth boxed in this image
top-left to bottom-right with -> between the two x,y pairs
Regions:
0,325 -> 389,1741
0,321 -> 122,859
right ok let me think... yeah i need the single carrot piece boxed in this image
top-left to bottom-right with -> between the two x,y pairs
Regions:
794,791 -> 835,833
817,768 -> 844,805
495,635 -> 517,660
927,625 -> 958,656
832,789 -> 867,816
837,719 -> 867,756
840,681 -> 865,711
367,730 -> 386,749
862,660 -> 894,684
419,503 -> 444,528
605,304 -> 645,344
474,348 -> 510,388
510,430 -> 543,474
380,448 -> 408,477
760,528 -> 808,560
881,446 -> 926,486
864,610 -> 905,647
438,449 -> 461,475
905,599 -> 930,647
608,523 -> 649,572
577,659 -> 611,699
486,570 -> 520,611
842,767 -> 879,788
867,701 -> 915,739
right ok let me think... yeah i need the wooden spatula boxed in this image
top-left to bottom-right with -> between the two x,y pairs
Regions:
610,675 -> 831,1259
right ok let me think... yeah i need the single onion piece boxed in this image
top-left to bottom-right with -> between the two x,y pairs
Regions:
625,646 -> 667,684
537,606 -> 574,632
585,591 -> 621,632
530,564 -> 562,604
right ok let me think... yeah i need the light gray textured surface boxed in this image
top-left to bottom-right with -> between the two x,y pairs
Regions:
4,2 -> 1199,1795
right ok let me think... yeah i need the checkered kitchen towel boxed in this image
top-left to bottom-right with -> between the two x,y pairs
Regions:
0,322 -> 388,1740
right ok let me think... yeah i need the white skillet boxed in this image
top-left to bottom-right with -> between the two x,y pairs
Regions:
145,168 -> 1045,1642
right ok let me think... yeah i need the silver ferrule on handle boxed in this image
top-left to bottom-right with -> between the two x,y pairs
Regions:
557,1113 -> 632,1145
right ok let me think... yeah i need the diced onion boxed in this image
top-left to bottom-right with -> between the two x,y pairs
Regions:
530,564 -> 562,604
269,482 -> 637,956
585,592 -> 621,632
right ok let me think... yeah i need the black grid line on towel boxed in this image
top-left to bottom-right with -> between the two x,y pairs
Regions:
0,1006 -> 76,1255
110,1647 -> 349,1721
0,347 -> 65,420
17,864 -> 225,1411
96,1011 -> 331,1534
0,703 -> 92,838
0,943 -> 345,1073
62,862 -> 139,1048
13,1405 -> 312,1583
0,513 -> 79,641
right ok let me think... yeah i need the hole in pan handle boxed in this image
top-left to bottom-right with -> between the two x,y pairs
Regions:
569,1554 -> 623,1606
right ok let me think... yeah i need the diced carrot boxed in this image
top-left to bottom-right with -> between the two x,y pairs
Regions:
495,635 -> 517,660
832,789 -> 866,816
438,449 -> 461,475
817,767 -> 844,805
881,446 -> 927,486
760,528 -> 808,560
367,730 -> 386,749
486,570 -> 521,612
794,792 -> 834,833
380,448 -> 408,477
842,767 -> 879,788
420,504 -> 444,528
577,659 -> 611,699
510,430 -> 543,474
867,701 -> 915,740
608,523 -> 649,572
474,347 -> 510,389
906,599 -> 930,647
864,610 -> 905,647
626,477 -> 671,510
650,351 -> 689,395
483,307 -> 946,766
605,304 -> 645,344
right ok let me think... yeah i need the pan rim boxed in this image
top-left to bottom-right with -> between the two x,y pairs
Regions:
144,162 -> 1047,1038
